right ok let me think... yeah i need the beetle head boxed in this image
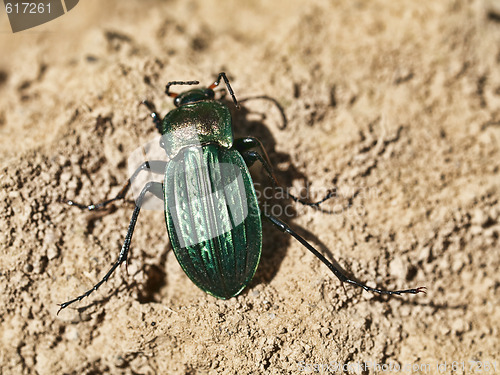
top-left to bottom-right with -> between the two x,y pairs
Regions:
165,73 -> 239,109
173,88 -> 215,107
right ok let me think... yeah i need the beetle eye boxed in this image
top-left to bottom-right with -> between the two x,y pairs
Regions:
205,89 -> 215,99
174,96 -> 181,107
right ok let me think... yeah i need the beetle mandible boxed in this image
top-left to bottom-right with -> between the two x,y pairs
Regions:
58,72 -> 425,313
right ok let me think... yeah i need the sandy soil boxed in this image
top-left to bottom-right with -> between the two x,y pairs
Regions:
1,1 -> 499,374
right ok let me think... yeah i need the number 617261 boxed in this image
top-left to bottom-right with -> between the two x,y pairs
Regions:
5,2 -> 51,14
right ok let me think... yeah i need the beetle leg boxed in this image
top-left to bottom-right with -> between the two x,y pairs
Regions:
65,160 -> 167,211
238,148 -> 345,213
58,181 -> 164,314
234,136 -> 274,167
264,213 -> 427,297
237,96 -> 288,129
141,99 -> 163,134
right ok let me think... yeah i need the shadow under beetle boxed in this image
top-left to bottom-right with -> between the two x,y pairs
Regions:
58,72 -> 425,313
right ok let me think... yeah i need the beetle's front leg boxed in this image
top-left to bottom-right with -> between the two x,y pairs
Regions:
142,99 -> 163,134
65,160 -> 167,211
57,181 -> 164,314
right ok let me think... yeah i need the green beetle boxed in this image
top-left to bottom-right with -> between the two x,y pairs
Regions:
58,73 -> 425,313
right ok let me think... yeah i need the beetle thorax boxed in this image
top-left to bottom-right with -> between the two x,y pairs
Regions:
161,100 -> 234,158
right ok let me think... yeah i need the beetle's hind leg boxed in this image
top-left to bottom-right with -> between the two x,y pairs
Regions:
235,138 -> 344,211
58,181 -> 164,314
65,160 -> 167,211
263,212 -> 426,297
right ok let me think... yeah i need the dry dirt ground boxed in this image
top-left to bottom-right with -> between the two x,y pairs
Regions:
1,1 -> 499,374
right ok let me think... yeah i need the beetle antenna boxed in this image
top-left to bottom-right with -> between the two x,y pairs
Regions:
165,80 -> 199,97
209,72 -> 239,109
